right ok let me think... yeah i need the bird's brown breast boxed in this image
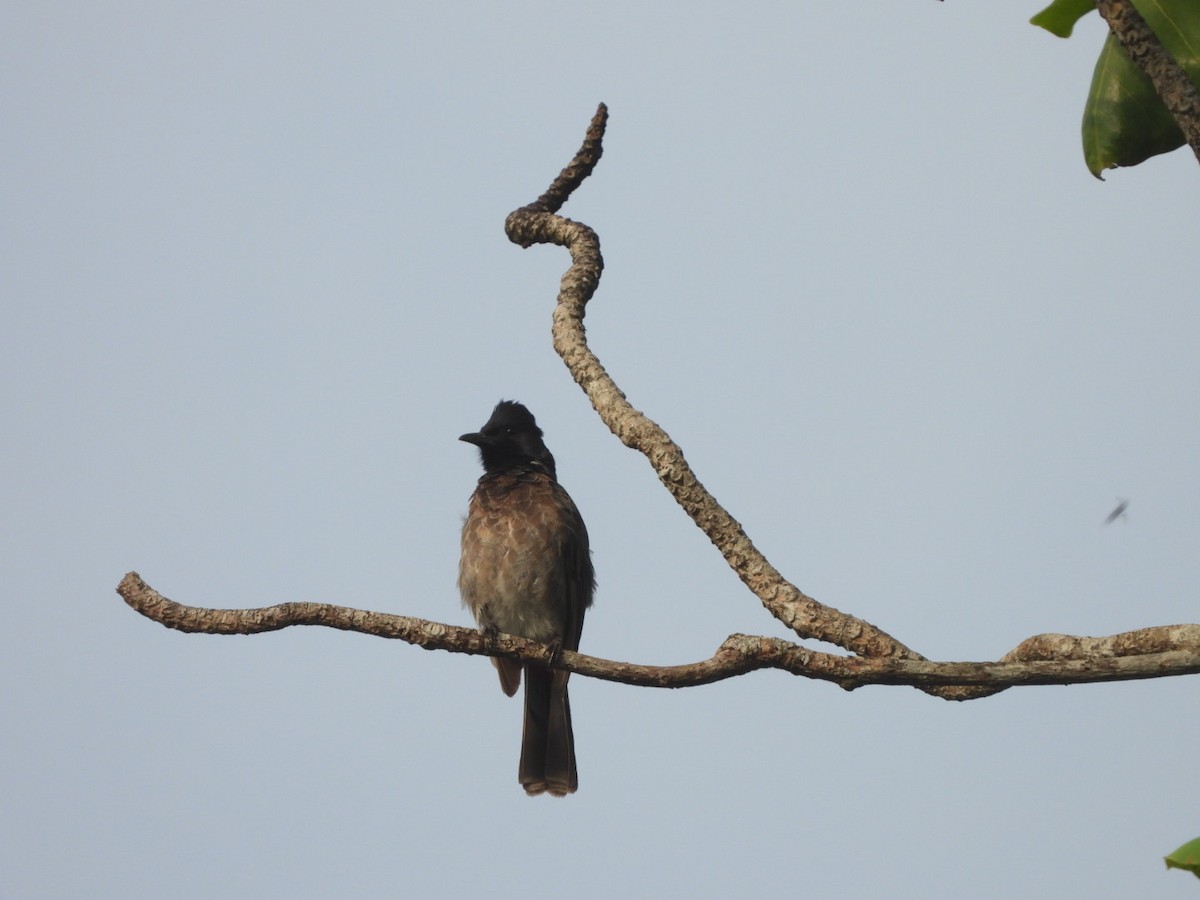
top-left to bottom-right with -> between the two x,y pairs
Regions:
458,471 -> 591,648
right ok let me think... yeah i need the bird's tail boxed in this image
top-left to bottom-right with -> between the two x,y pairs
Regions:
519,663 -> 577,797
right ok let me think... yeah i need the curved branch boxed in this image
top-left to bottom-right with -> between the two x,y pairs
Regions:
114,106 -> 1200,701
504,104 -> 925,668
117,572 -> 1200,693
1095,0 -> 1200,164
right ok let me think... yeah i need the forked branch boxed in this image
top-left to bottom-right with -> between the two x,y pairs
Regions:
116,105 -> 1200,698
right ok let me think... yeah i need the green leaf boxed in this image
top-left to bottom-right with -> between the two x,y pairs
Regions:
1030,0 -> 1096,38
1083,0 -> 1200,177
1164,837 -> 1200,879
1034,0 -> 1200,176
1082,32 -> 1185,177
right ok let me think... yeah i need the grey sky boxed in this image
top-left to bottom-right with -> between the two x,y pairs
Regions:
4,3 -> 1199,898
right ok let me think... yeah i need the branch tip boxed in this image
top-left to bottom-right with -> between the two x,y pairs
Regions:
525,102 -> 608,215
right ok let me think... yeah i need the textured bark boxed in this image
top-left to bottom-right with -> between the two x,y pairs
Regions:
1095,0 -> 1200,165
117,572 -> 1200,693
505,106 -> 924,666
116,104 -> 1200,700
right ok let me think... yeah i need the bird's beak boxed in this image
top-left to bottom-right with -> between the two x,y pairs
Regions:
459,432 -> 489,447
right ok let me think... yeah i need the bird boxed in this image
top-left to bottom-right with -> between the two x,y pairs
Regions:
457,400 -> 595,796
1103,498 -> 1129,526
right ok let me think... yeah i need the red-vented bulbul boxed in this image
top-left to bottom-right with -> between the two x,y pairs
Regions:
458,400 -> 595,796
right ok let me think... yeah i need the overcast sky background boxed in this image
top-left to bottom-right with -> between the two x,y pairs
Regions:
4,3 -> 1199,898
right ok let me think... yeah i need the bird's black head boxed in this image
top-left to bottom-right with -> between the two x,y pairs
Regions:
460,400 -> 557,478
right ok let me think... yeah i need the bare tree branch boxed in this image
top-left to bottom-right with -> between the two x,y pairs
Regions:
505,104 -> 926,669
1095,0 -> 1200,164
116,572 -> 1200,693
116,104 -> 1200,699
